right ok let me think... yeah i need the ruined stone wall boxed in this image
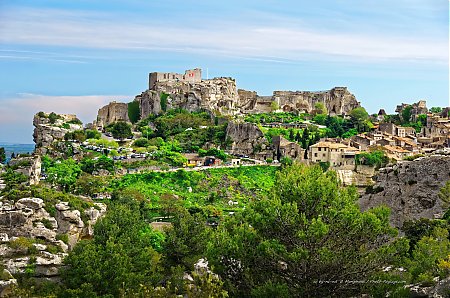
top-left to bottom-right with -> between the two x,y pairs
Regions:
272,87 -> 360,116
149,68 -> 202,89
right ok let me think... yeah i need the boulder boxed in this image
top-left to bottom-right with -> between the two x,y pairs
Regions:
0,270 -> 17,297
15,198 -> 44,210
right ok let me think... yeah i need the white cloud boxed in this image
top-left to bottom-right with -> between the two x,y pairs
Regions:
0,94 -> 131,143
0,7 -> 447,64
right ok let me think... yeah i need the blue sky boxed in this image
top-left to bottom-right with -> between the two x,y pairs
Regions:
0,0 -> 448,143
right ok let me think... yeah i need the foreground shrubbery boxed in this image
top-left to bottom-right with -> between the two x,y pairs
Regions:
8,163 -> 450,297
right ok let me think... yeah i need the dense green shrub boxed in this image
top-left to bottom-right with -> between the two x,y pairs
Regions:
355,150 -> 389,168
127,101 -> 141,123
85,129 -> 101,140
133,137 -> 150,147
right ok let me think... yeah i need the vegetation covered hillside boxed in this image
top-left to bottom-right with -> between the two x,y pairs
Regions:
2,161 -> 449,297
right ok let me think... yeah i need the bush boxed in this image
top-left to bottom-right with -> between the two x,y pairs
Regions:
56,234 -> 69,244
356,150 -> 388,168
48,112 -> 61,124
404,154 -> 424,161
67,118 -> 82,125
40,218 -> 54,229
9,237 -> 34,250
133,138 -> 149,147
85,130 -> 101,140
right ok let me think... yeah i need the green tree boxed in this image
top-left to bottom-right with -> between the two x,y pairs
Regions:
0,147 -> 5,163
46,158 -> 82,192
355,150 -> 388,168
163,209 -> 211,270
73,174 -> 105,195
160,92 -> 169,112
133,137 -> 150,147
270,101 -> 280,111
349,107 -> 370,132
430,107 -> 442,114
407,227 -> 450,285
401,106 -> 413,123
438,180 -> 450,208
61,200 -> 163,297
207,163 -> 404,297
314,102 -> 328,115
111,121 -> 132,140
128,101 -> 141,123
85,129 -> 101,139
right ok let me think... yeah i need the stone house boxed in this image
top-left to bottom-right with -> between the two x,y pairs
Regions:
376,138 -> 395,147
309,141 -> 359,168
379,123 -> 397,136
350,134 -> 375,151
272,135 -> 305,161
383,145 -> 413,160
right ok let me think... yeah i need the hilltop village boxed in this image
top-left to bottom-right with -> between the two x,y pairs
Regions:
0,68 -> 449,297
48,68 -> 448,170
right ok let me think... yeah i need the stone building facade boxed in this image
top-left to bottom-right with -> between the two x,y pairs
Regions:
309,141 -> 359,168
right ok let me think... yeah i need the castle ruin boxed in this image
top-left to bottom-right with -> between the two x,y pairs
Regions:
149,68 -> 202,89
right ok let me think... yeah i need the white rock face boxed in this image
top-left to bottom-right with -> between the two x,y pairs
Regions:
0,199 -> 107,281
32,112 -> 81,156
15,198 -> 44,210
9,156 -> 42,185
0,269 -> 17,297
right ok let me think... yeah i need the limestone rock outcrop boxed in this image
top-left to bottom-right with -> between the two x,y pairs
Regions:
95,101 -> 130,128
337,165 -> 376,187
271,87 -> 360,116
0,198 -> 107,282
33,112 -> 82,156
226,121 -> 272,159
137,78 -> 241,119
8,155 -> 41,185
136,69 -> 362,120
359,156 -> 450,228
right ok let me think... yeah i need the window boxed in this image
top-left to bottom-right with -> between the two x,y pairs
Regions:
314,153 -> 318,157
318,147 -> 321,151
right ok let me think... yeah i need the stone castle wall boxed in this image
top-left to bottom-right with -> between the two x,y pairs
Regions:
149,68 -> 201,89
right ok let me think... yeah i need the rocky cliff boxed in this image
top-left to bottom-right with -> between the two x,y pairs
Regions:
225,122 -> 272,159
0,198 -> 106,284
8,155 -> 41,185
359,156 -> 450,228
95,102 -> 130,128
138,79 -> 360,118
33,112 -> 83,156
137,77 -> 241,119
